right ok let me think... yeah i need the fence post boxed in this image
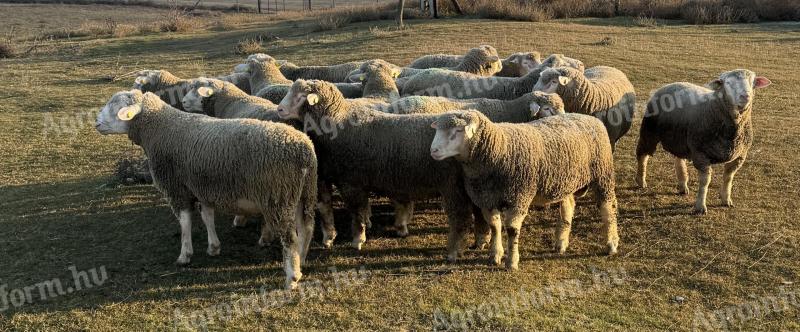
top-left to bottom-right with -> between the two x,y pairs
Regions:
430,0 -> 437,18
614,0 -> 621,15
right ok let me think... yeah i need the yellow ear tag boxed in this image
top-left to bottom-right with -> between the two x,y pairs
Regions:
197,87 -> 214,97
358,74 -> 365,81
392,71 -> 400,78
558,76 -> 571,86
117,104 -> 141,121
307,93 -> 319,106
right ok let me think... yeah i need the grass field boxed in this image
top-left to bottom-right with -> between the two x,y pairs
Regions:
1,6 -> 800,330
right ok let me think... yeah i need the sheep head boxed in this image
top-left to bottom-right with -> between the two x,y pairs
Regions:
541,54 -> 585,72
430,110 -> 484,161
462,46 -> 503,76
348,59 -> 401,83
503,52 -> 543,76
132,70 -> 166,92
533,67 -> 575,94
277,79 -> 342,121
96,89 -> 146,135
705,69 -> 770,119
530,91 -> 566,120
182,78 -> 224,114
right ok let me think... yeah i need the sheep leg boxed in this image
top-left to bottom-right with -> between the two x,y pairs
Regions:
555,194 -> 575,254
483,209 -> 504,267
258,225 -> 276,247
675,158 -> 690,195
232,215 -> 247,228
720,157 -> 745,207
600,199 -> 619,255
502,209 -> 526,270
200,204 -> 221,256
471,204 -> 491,250
341,188 -> 370,250
635,130 -> 658,189
278,215 -> 303,290
296,203 -> 314,264
443,194 -> 473,262
176,209 -> 194,265
693,164 -> 713,215
391,200 -> 414,237
317,181 -> 337,249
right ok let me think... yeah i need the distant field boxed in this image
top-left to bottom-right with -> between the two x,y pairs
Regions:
1,3 -> 800,330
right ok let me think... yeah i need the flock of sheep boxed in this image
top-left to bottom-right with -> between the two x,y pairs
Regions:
94,45 -> 771,290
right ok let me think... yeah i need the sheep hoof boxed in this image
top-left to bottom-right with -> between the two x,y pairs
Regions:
323,239 -> 334,249
692,206 -> 707,215
677,188 -> 689,196
285,280 -> 299,291
607,243 -> 618,255
258,237 -> 267,247
396,228 -> 409,238
175,255 -> 192,266
722,199 -> 734,207
636,179 -> 647,189
490,254 -> 503,267
470,242 -> 488,251
505,261 -> 519,271
207,244 -> 221,256
351,240 -> 364,250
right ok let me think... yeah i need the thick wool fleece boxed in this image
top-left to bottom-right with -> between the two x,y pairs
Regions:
401,54 -> 579,100
134,70 -> 195,110
247,57 -> 293,94
279,61 -> 364,83
386,91 -> 564,123
407,45 -> 499,71
194,79 -> 282,121
434,111 -> 616,210
637,80 -> 753,166
292,80 -> 479,255
542,66 -> 636,147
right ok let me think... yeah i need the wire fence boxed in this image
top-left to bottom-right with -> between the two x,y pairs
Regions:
168,0 -> 396,12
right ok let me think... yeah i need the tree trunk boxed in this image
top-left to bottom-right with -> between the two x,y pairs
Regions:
614,0 -> 621,16
396,0 -> 406,27
257,0 -> 261,13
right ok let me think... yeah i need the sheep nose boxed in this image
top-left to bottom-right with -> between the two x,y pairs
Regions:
430,147 -> 439,154
739,95 -> 751,104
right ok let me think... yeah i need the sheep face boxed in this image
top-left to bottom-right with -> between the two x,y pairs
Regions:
530,91 -> 566,119
181,79 -> 215,113
96,90 -> 144,135
277,80 -> 316,120
706,69 -> 771,117
430,111 -> 480,161
506,52 -> 542,76
348,59 -> 400,82
533,68 -> 572,94
132,70 -> 162,92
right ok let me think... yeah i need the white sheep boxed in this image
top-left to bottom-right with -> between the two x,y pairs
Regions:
636,69 -> 771,214
430,111 -> 620,269
95,90 -> 318,290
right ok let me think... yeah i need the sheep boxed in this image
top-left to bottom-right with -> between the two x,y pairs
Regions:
132,70 -> 195,110
635,69 -> 771,215
533,66 -> 636,150
275,79 -> 484,258
278,60 -> 364,83
406,45 -> 499,69
348,61 -> 401,101
495,52 -> 543,77
383,91 -> 565,122
429,110 -> 619,269
217,72 -> 251,94
182,78 -> 282,122
400,54 -> 585,100
235,54 -> 292,95
351,47 -> 502,81
95,89 -> 317,290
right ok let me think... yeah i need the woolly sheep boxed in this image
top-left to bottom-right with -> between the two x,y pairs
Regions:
406,45 -> 499,69
217,72 -> 251,94
132,70 -> 195,110
384,91 -> 565,122
401,54 -> 584,100
636,69 -> 771,214
278,60 -> 364,83
235,54 -> 292,95
276,79 -> 484,258
182,78 -> 282,122
95,90 -> 317,290
534,66 -> 636,149
352,47 -> 502,82
495,52 -> 543,77
430,111 -> 620,269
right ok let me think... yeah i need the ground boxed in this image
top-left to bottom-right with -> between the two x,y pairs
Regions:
1,5 -> 799,330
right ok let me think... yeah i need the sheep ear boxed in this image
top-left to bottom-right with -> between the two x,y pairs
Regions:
558,76 -> 571,86
706,79 -> 723,90
430,122 -> 438,129
134,76 -> 148,85
197,86 -> 214,97
463,123 -> 477,140
307,93 -> 320,106
234,63 -> 249,73
530,102 -> 541,116
754,77 -> 771,89
117,104 -> 142,121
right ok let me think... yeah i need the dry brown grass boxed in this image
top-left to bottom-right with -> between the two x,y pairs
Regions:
234,36 -> 266,54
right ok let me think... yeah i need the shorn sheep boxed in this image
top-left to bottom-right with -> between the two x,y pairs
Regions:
635,69 -> 771,214
276,79 -> 483,258
430,111 -> 620,269
384,91 -> 565,123
401,54 -> 585,100
534,66 -> 636,149
95,90 -> 317,290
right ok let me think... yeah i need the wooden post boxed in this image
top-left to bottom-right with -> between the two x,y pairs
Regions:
257,0 -> 261,13
396,0 -> 405,27
614,0 -> 621,15
430,0 -> 437,18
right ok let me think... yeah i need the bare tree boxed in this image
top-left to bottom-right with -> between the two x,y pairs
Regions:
396,0 -> 406,27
